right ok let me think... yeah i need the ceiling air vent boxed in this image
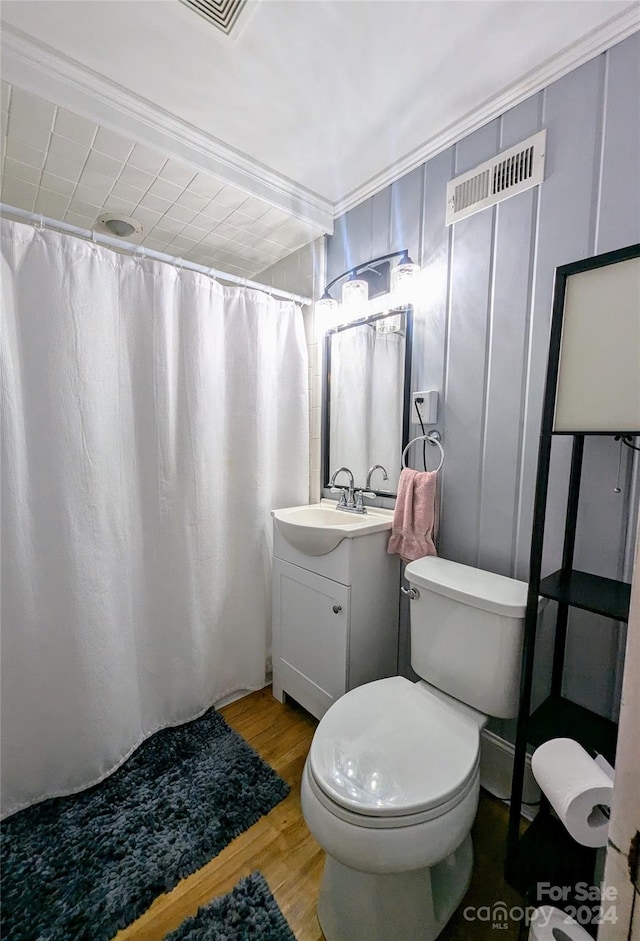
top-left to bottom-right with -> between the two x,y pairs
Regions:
446,129 -> 546,226
179,0 -> 249,37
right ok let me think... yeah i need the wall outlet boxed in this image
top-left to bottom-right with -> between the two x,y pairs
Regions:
412,390 -> 438,424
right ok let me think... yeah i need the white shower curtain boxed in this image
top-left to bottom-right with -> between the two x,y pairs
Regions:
0,218 -> 309,817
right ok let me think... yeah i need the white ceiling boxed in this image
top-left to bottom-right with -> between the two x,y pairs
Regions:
1,0 -> 639,274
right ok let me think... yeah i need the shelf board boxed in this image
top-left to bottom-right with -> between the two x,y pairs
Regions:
528,694 -> 618,763
539,569 -> 631,622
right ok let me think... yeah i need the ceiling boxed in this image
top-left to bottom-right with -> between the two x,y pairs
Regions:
1,1 -> 639,277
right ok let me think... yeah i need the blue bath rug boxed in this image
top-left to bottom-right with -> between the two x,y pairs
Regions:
167,872 -> 297,941
1,708 -> 290,941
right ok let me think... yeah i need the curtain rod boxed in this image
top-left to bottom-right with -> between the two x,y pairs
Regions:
0,204 -> 312,306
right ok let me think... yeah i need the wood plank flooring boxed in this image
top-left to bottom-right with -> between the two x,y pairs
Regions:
114,687 -> 526,941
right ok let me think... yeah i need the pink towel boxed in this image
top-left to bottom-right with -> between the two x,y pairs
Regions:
387,468 -> 439,562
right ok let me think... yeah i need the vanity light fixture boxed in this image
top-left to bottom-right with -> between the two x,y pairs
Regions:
316,250 -> 421,334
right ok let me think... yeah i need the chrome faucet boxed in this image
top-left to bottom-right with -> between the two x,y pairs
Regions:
366,464 -> 389,490
329,466 -> 357,511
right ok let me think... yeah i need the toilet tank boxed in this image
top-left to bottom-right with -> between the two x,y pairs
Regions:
405,557 -> 536,719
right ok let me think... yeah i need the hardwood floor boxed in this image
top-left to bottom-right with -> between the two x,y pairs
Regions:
114,687 -> 526,941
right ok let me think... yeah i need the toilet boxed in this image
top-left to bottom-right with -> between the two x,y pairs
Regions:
301,555 -> 535,941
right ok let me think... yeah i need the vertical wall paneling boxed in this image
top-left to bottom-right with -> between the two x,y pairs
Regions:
439,120 -> 499,565
596,32 -> 640,255
477,93 -> 542,576
371,186 -> 392,259
390,164 -> 424,262
326,197 -> 373,282
515,56 -> 605,577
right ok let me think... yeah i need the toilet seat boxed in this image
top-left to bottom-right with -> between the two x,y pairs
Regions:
309,676 -> 481,824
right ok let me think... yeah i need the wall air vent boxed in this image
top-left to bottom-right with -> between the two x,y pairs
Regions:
179,0 -> 250,37
446,130 -> 546,226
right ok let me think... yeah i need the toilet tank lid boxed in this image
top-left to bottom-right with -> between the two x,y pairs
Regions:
405,557 -> 531,618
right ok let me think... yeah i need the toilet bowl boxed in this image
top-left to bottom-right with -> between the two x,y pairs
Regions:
301,676 -> 486,941
301,556 -> 534,941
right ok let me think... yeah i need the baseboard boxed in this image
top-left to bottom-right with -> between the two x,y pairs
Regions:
480,729 -> 541,822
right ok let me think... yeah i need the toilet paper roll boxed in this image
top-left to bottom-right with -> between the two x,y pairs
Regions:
531,738 -> 613,848
528,905 -> 594,940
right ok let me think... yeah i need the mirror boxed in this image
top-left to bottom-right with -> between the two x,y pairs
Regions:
322,307 -> 412,497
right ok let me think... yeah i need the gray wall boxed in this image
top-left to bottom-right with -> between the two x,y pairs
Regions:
326,33 -> 640,734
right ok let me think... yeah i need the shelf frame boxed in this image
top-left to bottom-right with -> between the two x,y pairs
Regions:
504,242 -> 640,892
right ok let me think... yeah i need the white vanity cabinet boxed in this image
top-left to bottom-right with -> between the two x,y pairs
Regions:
272,516 -> 400,720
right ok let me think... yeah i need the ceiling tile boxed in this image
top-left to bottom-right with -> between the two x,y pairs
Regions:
92,127 -> 134,162
199,231 -> 231,249
147,177 -> 183,202
138,192 -> 172,214
175,190 -> 211,213
259,206 -> 291,227
133,206 -> 163,226
128,143 -> 167,176
43,153 -> 81,183
47,133 -> 90,165
73,182 -> 109,204
9,87 -> 56,129
54,108 -> 97,147
151,224 -> 183,241
212,186 -> 247,210
64,210 -> 96,228
197,201 -> 231,223
4,139 -> 46,168
237,196 -> 269,220
186,174 -> 223,199
224,208 -> 257,229
67,197 -> 103,218
102,196 -> 137,217
3,158 -> 41,185
110,180 -> 145,204
241,218 -> 275,238
158,159 -> 197,188
40,171 -> 76,197
1,177 -> 38,211
164,202 -> 197,225
213,221 -> 244,241
85,150 -> 124,178
184,220 -> 215,240
78,167 -> 115,191
34,190 -> 70,217
118,164 -> 156,191
7,115 -> 52,152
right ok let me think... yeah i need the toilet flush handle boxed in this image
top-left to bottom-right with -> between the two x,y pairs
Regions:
401,587 -> 420,600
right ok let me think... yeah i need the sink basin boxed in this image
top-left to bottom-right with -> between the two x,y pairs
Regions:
272,501 -> 394,556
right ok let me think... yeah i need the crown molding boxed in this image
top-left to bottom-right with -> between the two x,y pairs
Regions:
1,24 -> 334,234
334,5 -> 640,217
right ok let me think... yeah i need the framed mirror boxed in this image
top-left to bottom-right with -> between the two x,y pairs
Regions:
322,306 -> 413,497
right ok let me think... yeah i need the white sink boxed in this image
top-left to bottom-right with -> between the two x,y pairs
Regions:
272,501 -> 394,556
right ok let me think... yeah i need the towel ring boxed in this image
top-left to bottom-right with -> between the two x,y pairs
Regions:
401,433 -> 445,473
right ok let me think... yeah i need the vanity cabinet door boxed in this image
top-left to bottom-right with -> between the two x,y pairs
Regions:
272,559 -> 350,720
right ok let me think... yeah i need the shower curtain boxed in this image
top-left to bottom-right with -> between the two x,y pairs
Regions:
0,218 -> 309,817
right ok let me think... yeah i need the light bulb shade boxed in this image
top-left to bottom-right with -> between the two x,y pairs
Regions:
314,294 -> 340,334
391,260 -> 420,303
341,276 -> 369,318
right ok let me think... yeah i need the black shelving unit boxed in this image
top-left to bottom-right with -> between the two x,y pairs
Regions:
505,242 -> 640,907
